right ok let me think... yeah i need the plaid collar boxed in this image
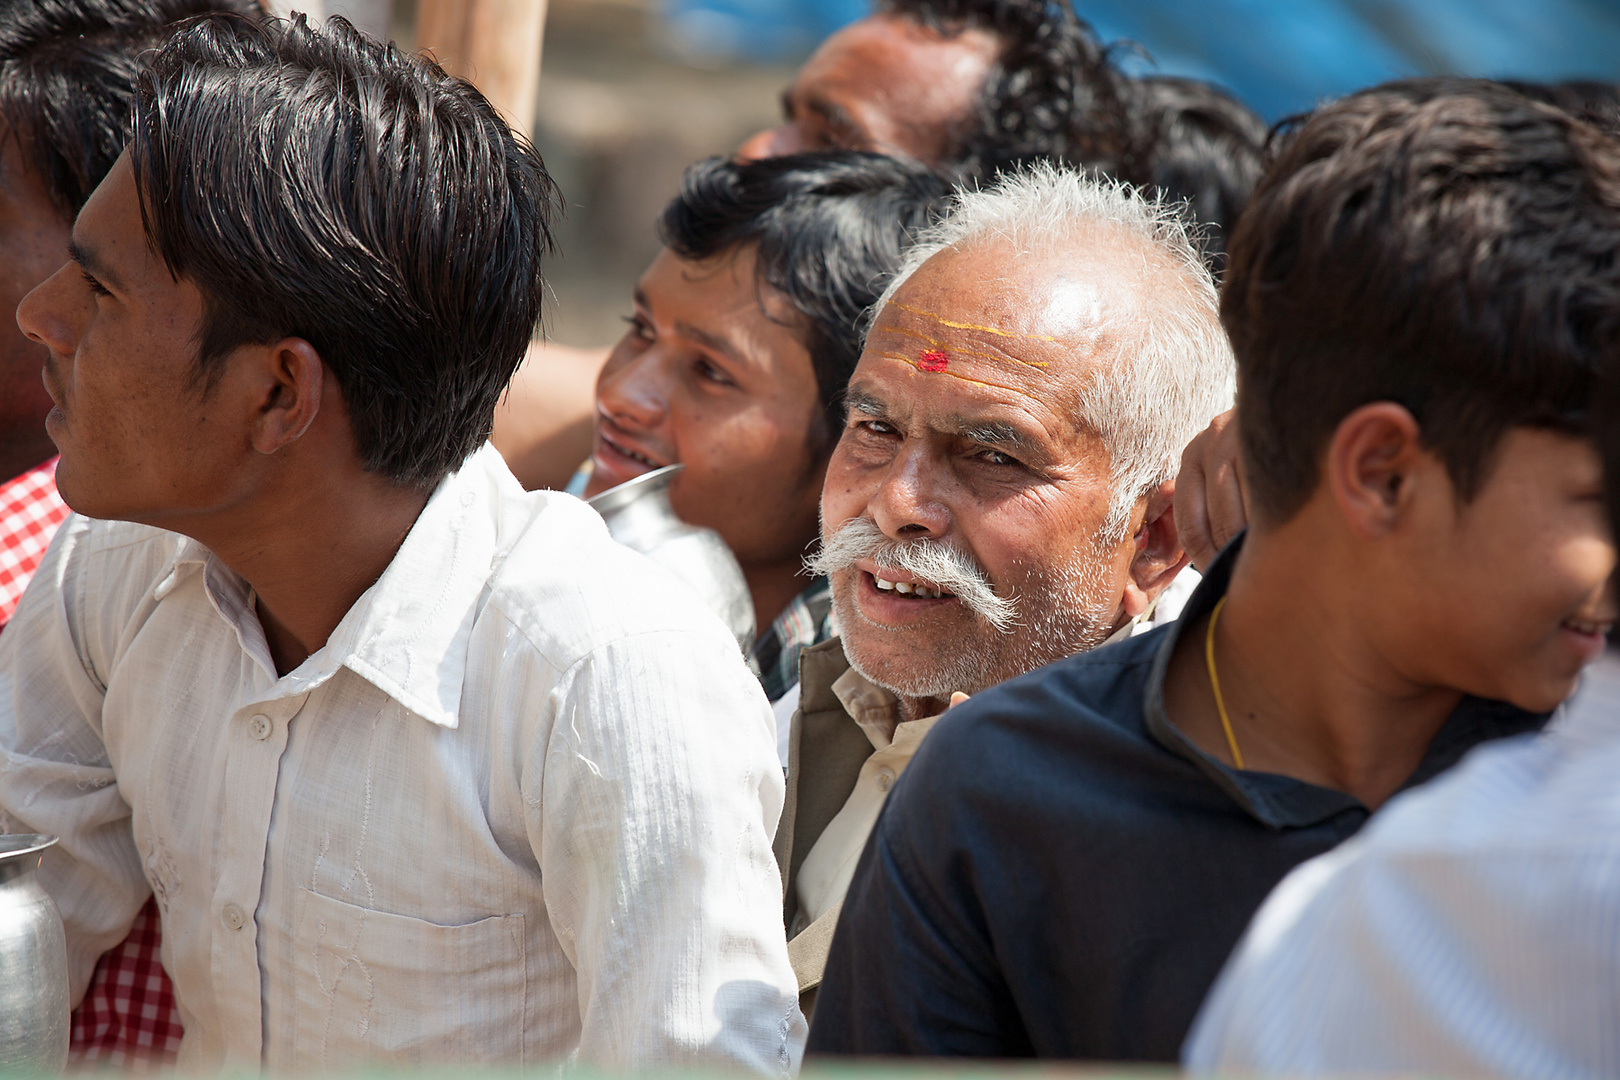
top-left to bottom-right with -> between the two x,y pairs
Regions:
0,456 -> 70,630
749,576 -> 833,703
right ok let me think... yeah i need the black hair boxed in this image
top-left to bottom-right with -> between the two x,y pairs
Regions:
1225,78 -> 1620,525
1128,75 -> 1267,267
0,0 -> 263,217
130,13 -> 558,488
873,0 -> 1134,180
659,151 -> 950,449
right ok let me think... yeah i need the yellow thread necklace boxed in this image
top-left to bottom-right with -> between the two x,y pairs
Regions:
1204,596 -> 1245,769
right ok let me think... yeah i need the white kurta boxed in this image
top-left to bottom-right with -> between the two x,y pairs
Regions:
0,444 -> 804,1075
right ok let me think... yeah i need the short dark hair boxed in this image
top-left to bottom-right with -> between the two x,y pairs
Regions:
1225,78 -> 1620,525
0,0 -> 262,217
1128,75 -> 1267,266
1504,79 -> 1620,130
873,0 -> 1134,180
659,151 -> 950,448
131,13 -> 557,488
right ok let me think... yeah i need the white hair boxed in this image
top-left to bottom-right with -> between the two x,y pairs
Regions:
870,161 -> 1236,539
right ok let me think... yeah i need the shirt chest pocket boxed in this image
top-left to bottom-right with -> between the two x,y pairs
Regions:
288,886 -> 528,1068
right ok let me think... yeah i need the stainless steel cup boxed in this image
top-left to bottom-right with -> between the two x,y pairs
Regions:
0,834 -> 69,1074
588,464 -> 757,652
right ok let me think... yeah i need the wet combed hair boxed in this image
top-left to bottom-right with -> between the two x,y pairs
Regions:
659,151 -> 951,449
1225,78 -> 1620,526
1129,75 -> 1267,266
0,0 -> 263,217
873,0 -> 1133,180
131,13 -> 558,488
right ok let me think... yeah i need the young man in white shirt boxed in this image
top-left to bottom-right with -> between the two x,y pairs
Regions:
0,13 -> 802,1073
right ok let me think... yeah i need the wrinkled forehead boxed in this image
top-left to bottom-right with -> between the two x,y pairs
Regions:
863,237 -> 1154,410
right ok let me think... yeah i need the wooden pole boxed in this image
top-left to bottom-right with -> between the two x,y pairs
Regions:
415,0 -> 549,138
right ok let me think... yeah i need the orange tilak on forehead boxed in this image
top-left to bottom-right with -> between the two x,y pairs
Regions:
872,299 -> 1053,393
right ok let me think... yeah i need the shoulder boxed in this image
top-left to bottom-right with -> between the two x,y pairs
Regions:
906,628 -> 1165,790
483,490 -> 744,672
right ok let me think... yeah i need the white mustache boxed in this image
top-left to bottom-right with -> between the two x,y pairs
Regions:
807,517 -> 1018,633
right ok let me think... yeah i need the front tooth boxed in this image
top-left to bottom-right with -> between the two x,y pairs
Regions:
876,577 -> 895,591
895,582 -> 914,595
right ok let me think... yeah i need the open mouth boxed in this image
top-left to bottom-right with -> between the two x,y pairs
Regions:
597,429 -> 666,471
870,572 -> 955,601
1561,615 -> 1613,638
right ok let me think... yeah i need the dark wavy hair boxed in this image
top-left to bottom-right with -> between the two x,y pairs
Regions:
660,151 -> 950,449
0,0 -> 263,216
874,0 -> 1134,180
131,13 -> 558,487
1226,78 -> 1620,525
1128,75 -> 1267,267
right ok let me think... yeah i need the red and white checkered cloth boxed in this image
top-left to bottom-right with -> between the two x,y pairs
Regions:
69,896 -> 184,1071
0,460 -> 184,1067
0,455 -> 70,630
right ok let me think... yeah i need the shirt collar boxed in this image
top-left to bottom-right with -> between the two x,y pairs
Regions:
1142,532 -> 1548,828
153,443 -> 523,728
830,665 -> 905,750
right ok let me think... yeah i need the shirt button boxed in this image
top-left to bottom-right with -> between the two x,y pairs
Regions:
221,903 -> 246,931
876,767 -> 896,792
247,713 -> 272,741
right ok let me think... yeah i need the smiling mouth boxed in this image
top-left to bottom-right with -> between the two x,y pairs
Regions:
1562,616 -> 1613,637
599,430 -> 665,470
871,573 -> 955,601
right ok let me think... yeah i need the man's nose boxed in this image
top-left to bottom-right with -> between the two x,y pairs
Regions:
16,261 -> 81,355
868,444 -> 951,540
596,350 -> 671,431
736,124 -> 800,162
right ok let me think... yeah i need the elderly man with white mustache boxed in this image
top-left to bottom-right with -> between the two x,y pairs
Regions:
773,163 -> 1234,1009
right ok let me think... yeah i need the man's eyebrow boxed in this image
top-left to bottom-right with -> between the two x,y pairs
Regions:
945,415 -> 1045,458
674,319 -> 745,364
844,388 -> 889,417
68,238 -> 123,293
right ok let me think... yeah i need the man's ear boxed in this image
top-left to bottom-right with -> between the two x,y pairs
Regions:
248,338 -> 325,456
1121,479 -> 1189,619
1325,401 -> 1425,539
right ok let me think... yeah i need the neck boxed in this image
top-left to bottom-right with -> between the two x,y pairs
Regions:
743,557 -> 817,641
180,468 -> 431,677
0,426 -> 57,487
895,692 -> 949,724
1169,524 -> 1462,808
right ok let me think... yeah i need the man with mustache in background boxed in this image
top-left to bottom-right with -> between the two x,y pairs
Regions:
775,163 -> 1235,1008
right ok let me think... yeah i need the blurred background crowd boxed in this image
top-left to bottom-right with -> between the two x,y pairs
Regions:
263,0 -> 1620,347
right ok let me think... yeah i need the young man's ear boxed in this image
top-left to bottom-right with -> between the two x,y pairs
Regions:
1326,401 -> 1426,539
1122,479 -> 1188,619
248,337 -> 325,456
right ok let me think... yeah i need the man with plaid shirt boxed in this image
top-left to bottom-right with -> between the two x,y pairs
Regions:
0,0 -> 259,1068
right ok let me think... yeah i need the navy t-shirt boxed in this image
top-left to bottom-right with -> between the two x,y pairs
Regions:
807,541 -> 1548,1061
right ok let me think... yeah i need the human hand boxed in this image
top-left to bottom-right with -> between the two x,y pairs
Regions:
1173,409 -> 1248,572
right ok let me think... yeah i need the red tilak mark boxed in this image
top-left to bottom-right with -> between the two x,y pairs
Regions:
917,348 -> 949,372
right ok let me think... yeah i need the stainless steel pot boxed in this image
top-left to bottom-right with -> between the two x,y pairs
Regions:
587,464 -> 756,652
0,834 -> 69,1074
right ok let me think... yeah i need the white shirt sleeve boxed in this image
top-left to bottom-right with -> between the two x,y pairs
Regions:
529,626 -> 805,1076
0,516 -> 154,1004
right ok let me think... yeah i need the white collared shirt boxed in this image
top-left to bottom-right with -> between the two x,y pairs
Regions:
1185,654 -> 1616,1079
0,444 -> 804,1075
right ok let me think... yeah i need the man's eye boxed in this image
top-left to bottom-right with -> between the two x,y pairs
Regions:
695,358 -> 734,386
80,270 -> 110,298
620,314 -> 653,342
854,418 -> 897,436
976,448 -> 1021,468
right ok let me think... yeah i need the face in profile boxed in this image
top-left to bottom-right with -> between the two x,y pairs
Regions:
816,237 -> 1184,701
17,152 -> 238,525
735,14 -> 999,164
0,126 -> 72,465
584,245 -> 829,575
